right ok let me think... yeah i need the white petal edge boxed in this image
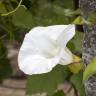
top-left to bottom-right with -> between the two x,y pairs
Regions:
57,24 -> 75,47
18,54 -> 60,75
59,47 -> 73,65
28,25 -> 72,41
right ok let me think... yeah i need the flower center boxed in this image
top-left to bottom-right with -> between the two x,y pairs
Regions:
42,41 -> 60,58
35,35 -> 60,58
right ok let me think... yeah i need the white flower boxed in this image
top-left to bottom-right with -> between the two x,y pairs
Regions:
18,25 -> 75,75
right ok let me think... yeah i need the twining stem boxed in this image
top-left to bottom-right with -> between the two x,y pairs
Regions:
1,0 -> 23,16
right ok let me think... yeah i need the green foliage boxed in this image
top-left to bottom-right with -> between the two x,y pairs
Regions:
12,5 -> 34,29
0,2 -> 7,14
70,71 -> 86,96
83,57 -> 96,81
0,0 -> 75,41
73,16 -> 90,25
73,16 -> 85,25
0,42 -> 12,83
52,0 -> 74,9
26,65 -> 70,96
12,0 -> 75,27
87,11 -> 96,24
68,31 -> 83,54
53,90 -> 65,96
68,62 -> 83,74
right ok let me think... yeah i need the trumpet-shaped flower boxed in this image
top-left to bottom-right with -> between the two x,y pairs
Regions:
18,25 -> 75,75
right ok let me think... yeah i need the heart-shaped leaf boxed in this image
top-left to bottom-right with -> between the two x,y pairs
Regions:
83,57 -> 96,81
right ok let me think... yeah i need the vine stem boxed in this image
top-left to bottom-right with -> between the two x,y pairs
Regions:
1,0 -> 23,16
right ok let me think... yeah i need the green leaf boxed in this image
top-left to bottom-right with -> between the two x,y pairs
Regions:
68,56 -> 83,74
53,90 -> 65,96
73,16 -> 85,25
0,2 -> 7,14
70,72 -> 85,96
26,65 -> 70,96
87,11 -> 96,24
73,9 -> 81,16
12,5 -> 34,28
28,0 -> 74,25
68,62 -> 83,74
11,0 -> 17,2
73,16 -> 90,25
63,9 -> 81,17
53,0 -> 74,9
83,57 -> 96,81
68,31 -> 83,54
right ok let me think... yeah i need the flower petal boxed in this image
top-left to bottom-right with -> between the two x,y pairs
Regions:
28,25 -> 70,41
18,25 -> 75,75
59,47 -> 73,65
18,54 -> 60,75
57,24 -> 75,47
46,25 -> 69,40
20,30 -> 60,58
18,26 -> 60,74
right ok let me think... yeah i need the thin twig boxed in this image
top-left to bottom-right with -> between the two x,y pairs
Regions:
1,0 -> 23,16
0,34 -> 7,40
